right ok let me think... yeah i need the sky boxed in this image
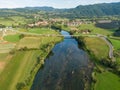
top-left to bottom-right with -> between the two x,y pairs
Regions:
0,0 -> 120,9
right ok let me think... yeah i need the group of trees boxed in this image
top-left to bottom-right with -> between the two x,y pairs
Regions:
0,24 -> 6,28
114,27 -> 120,36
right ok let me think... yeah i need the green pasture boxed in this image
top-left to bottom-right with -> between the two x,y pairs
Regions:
28,28 -> 59,34
95,71 -> 120,90
4,34 -> 20,43
83,37 -> 109,60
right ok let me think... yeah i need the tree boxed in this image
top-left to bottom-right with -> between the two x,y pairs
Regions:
19,34 -> 24,39
16,82 -> 25,90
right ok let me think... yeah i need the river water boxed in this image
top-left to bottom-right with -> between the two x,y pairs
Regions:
31,31 -> 92,90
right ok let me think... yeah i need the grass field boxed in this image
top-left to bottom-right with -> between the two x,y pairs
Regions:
0,16 -> 32,26
4,34 -> 20,43
0,51 -> 37,90
17,36 -> 62,50
109,38 -> 120,66
109,38 -> 120,50
17,37 -> 41,49
0,53 -> 12,73
83,37 -> 109,60
28,28 -> 59,34
0,43 -> 15,53
77,24 -> 116,35
95,71 -> 120,90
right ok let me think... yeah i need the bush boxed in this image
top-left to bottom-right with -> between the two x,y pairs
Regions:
19,34 -> 24,39
16,82 -> 25,90
9,49 -> 15,55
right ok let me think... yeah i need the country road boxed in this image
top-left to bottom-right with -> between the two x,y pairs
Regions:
97,34 -> 114,59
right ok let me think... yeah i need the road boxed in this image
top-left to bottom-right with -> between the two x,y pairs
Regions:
97,34 -> 114,59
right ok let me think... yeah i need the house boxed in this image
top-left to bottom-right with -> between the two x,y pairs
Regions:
67,21 -> 82,26
81,29 -> 91,34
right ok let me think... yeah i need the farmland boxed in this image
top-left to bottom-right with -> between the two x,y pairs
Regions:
77,24 -> 116,35
83,37 -> 109,60
4,34 -> 20,43
94,71 -> 120,90
0,27 -> 62,90
0,16 -> 33,26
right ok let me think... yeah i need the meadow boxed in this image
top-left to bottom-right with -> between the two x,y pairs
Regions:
0,16 -> 32,26
83,37 -> 109,60
4,34 -> 20,43
77,24 -> 116,35
109,38 -> 120,68
28,28 -> 59,34
94,71 -> 120,90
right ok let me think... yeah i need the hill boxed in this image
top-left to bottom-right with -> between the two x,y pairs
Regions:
0,2 -> 120,18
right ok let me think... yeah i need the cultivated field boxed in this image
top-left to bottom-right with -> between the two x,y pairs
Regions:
4,34 -> 20,43
83,37 -> 109,60
0,27 -> 62,90
0,43 -> 15,53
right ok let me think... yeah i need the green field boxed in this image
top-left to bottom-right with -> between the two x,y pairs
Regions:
95,71 -> 120,90
83,37 -> 109,60
0,16 -> 32,26
4,34 -> 20,43
0,53 -> 11,73
77,24 -> 115,35
28,28 -> 59,34
0,51 -> 40,90
109,38 -> 120,50
17,36 -> 61,50
109,38 -> 120,67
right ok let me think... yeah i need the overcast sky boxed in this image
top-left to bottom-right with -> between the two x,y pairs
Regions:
0,0 -> 120,8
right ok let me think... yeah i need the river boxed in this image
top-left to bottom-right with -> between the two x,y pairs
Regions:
31,31 -> 92,90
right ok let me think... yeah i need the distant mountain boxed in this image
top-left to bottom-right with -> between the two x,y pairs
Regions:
69,2 -> 120,17
0,2 -> 120,18
25,6 -> 54,11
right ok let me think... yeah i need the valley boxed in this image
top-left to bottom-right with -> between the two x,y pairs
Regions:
0,2 -> 120,90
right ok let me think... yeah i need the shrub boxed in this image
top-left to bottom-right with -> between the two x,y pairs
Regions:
16,82 -> 25,90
